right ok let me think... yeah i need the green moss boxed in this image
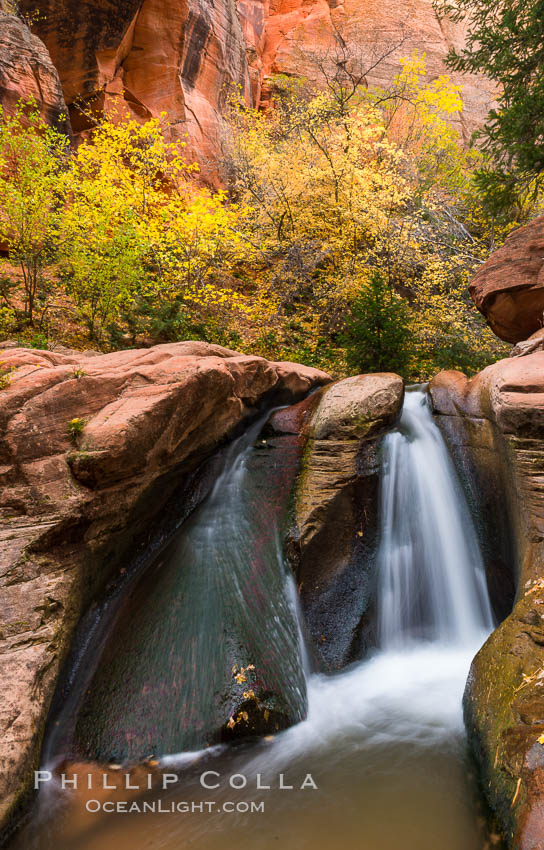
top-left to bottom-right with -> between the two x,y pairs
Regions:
465,590 -> 544,840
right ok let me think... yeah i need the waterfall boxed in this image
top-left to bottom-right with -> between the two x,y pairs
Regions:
377,388 -> 494,647
12,388 -> 499,850
235,386 -> 495,781
44,409 -> 308,764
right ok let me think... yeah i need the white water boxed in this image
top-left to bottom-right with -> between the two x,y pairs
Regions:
377,388 -> 493,647
240,388 -> 494,774
11,389 -> 497,850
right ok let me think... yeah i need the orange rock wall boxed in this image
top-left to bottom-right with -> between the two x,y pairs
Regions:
18,0 -> 495,174
18,0 -> 251,178
260,0 -> 495,141
0,11 -> 69,132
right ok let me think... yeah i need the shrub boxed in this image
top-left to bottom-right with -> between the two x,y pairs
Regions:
67,417 -> 86,442
341,271 -> 412,376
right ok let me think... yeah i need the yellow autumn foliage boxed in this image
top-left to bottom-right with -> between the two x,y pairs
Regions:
59,110 -> 267,341
1,53 -> 538,372
223,53 -> 513,375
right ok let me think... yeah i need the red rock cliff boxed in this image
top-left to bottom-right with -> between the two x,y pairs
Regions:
16,0 -> 494,172
18,0 -> 252,177
258,0 -> 495,141
0,11 -> 69,131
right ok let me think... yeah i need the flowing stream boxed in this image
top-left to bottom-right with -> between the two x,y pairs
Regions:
10,388 -> 499,850
40,409 -> 308,766
378,388 -> 493,646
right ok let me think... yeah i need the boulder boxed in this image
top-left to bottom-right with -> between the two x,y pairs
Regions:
469,217 -> 544,344
293,373 -> 404,669
0,11 -> 70,132
431,353 -> 544,439
430,353 -> 544,847
0,341 -> 329,832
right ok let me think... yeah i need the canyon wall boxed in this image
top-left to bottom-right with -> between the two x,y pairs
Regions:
0,11 -> 69,131
16,0 -> 251,177
430,355 -> 544,849
258,0 -> 495,141
11,0 -> 495,175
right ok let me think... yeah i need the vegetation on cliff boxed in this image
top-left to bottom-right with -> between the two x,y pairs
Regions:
0,40 -> 536,377
0,100 -> 256,348
223,53 -> 514,377
437,0 -> 544,214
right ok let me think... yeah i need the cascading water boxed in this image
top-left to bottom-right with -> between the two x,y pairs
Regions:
38,410 -> 308,767
377,388 -> 494,647
10,389 -> 499,850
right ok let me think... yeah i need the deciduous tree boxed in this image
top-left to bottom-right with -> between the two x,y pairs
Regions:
0,101 -> 69,324
435,0 -> 544,213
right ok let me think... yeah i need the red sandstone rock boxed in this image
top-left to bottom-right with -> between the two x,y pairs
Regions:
470,217 -> 544,344
431,352 -> 544,435
259,0 -> 495,141
267,391 -> 323,434
0,341 -> 329,831
18,0 -> 251,179
0,12 -> 69,130
20,0 -> 493,175
430,356 -> 544,847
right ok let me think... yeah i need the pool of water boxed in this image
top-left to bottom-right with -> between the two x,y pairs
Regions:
12,641 -> 497,850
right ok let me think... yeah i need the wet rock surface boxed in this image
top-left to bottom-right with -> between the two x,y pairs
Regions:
0,341 -> 329,832
65,427 -> 308,762
430,353 -> 544,848
292,374 -> 404,670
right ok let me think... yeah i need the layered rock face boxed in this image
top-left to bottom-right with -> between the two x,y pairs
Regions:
16,0 -> 493,174
0,341 -> 329,830
291,373 -> 404,669
17,0 -> 251,177
0,12 -> 69,131
430,354 -> 544,848
259,0 -> 494,141
470,217 -> 544,345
